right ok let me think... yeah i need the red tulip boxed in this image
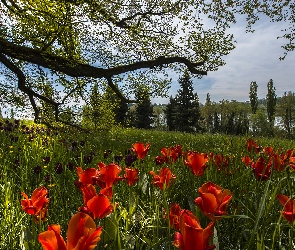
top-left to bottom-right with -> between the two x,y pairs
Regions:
21,186 -> 49,221
78,184 -> 98,205
149,167 -> 176,190
131,142 -> 150,159
184,151 -> 208,176
276,194 -> 295,224
271,149 -> 294,171
169,203 -> 183,230
123,167 -> 139,186
97,162 -> 123,188
247,138 -> 261,154
251,156 -> 271,181
173,210 -> 215,250
38,212 -> 103,250
194,182 -> 232,221
160,145 -> 182,163
76,167 -> 98,185
87,193 -> 114,219
242,155 -> 252,167
211,154 -> 229,170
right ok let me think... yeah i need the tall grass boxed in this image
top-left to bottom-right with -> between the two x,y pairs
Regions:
0,120 -> 294,249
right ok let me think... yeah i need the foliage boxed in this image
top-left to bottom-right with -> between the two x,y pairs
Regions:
276,91 -> 295,139
134,89 -> 154,129
0,1 -> 294,125
81,83 -> 118,130
166,72 -> 202,132
266,79 -> 277,136
249,81 -> 258,114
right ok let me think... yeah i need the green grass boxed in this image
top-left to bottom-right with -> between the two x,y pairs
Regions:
0,120 -> 294,249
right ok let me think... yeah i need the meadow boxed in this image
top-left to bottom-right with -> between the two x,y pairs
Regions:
0,119 -> 294,250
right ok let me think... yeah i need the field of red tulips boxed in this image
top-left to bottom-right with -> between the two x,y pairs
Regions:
0,119 -> 294,249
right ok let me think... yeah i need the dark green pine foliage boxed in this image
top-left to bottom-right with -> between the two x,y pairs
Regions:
134,90 -> 154,129
173,71 -> 202,132
249,81 -> 258,114
165,96 -> 177,131
114,100 -> 128,126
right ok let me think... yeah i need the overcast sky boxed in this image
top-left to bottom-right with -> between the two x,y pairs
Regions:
152,17 -> 295,105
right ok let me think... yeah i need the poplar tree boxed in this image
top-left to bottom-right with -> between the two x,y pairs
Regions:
266,79 -> 277,136
249,81 -> 258,114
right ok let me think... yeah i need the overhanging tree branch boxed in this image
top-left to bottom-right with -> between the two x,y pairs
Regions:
0,38 -> 207,78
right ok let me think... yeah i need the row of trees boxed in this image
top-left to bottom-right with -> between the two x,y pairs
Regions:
79,71 -> 295,139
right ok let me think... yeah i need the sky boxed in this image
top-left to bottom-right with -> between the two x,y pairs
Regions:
152,17 -> 295,105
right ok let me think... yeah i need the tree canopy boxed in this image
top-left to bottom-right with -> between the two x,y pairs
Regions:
0,0 -> 293,126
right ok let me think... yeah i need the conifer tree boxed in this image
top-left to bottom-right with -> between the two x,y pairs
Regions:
202,93 -> 214,132
165,96 -> 177,131
249,81 -> 258,114
173,71 -> 202,132
134,89 -> 153,129
266,79 -> 277,136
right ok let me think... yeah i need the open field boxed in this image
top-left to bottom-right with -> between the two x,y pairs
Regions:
0,119 -> 294,249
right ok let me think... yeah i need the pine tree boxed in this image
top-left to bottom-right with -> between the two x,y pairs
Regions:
202,93 -> 214,132
173,71 -> 201,132
249,81 -> 258,114
134,89 -> 153,129
165,96 -> 177,131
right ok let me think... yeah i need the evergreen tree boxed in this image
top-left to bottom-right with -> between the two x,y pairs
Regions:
173,71 -> 201,132
202,93 -> 214,132
249,81 -> 258,114
134,89 -> 153,129
165,96 -> 177,131
266,79 -> 277,136
114,100 -> 128,126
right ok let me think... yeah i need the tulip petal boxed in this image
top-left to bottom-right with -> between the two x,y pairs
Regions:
87,194 -> 114,219
38,224 -> 67,250
67,212 -> 97,249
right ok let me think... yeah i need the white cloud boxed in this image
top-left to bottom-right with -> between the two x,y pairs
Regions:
153,17 -> 295,104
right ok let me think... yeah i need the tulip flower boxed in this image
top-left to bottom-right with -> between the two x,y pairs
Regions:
76,167 -> 99,185
173,210 -> 215,250
251,156 -> 271,181
169,203 -> 183,230
131,142 -> 150,159
38,212 -> 103,250
97,162 -> 123,188
149,166 -> 176,190
211,153 -> 229,170
271,149 -> 293,171
242,155 -> 252,167
276,194 -> 295,224
184,151 -> 208,176
160,145 -> 182,163
247,138 -> 261,154
194,182 -> 232,221
123,167 -> 139,186
77,184 -> 114,219
86,193 -> 114,219
20,186 -> 49,221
